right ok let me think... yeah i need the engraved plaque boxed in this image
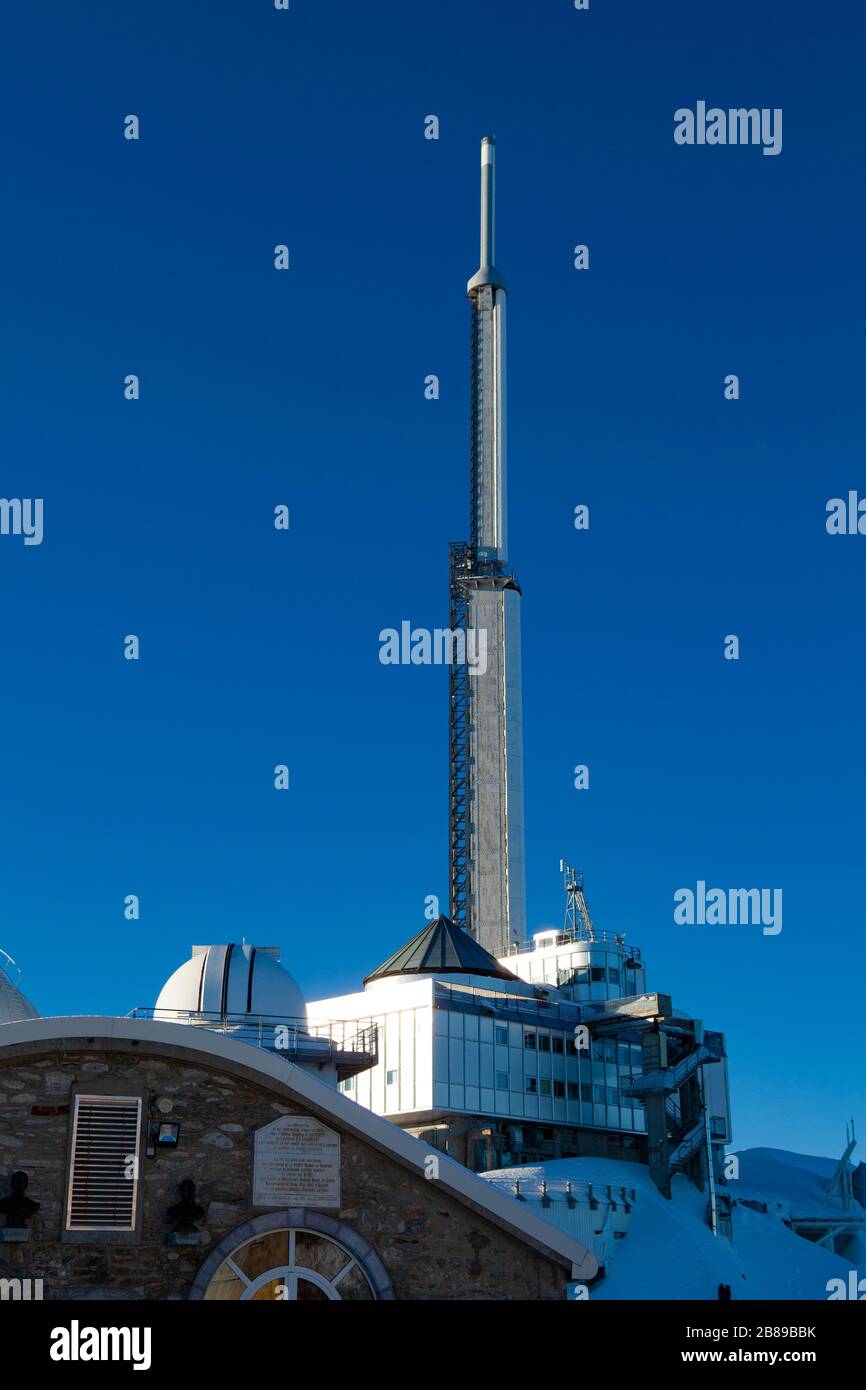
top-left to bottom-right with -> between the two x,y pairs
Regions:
252,1115 -> 341,1208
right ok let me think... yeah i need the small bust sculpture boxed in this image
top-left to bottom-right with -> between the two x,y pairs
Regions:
166,1178 -> 204,1234
0,1171 -> 40,1227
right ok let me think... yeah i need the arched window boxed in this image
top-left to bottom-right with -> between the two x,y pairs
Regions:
189,1211 -> 394,1301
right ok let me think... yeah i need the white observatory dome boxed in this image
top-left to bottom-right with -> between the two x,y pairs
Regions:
155,943 -> 306,1021
0,951 -> 40,1025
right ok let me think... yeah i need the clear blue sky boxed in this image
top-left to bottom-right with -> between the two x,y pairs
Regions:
1,1 -> 863,1159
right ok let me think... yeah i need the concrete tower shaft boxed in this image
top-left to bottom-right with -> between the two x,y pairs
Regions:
453,137 -> 527,959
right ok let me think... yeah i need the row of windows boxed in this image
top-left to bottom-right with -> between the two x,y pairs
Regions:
431,1083 -> 649,1133
489,1024 -> 641,1062
519,1030 -> 642,1069
512,1076 -> 644,1107
515,1030 -> 571,1054
523,954 -> 645,988
375,1029 -> 643,1089
381,1059 -> 643,1096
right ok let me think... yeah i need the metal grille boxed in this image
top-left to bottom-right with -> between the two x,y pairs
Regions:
66,1095 -> 142,1231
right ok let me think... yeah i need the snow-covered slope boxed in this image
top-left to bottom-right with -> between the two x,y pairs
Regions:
729,1147 -> 860,1214
483,1153 -> 860,1300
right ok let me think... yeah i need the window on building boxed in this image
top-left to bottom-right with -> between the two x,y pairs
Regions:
385,1070 -> 398,1085
590,966 -> 606,983
551,1036 -> 564,1055
539,1079 -> 551,1097
567,1082 -> 579,1100
524,1032 -> 536,1050
608,967 -> 621,986
566,1038 -> 577,1056
494,1026 -> 508,1046
525,1076 -> 538,1094
606,1087 -> 618,1106
553,1080 -> 565,1099
496,1072 -> 508,1091
581,1083 -> 593,1103
573,966 -> 589,984
66,1095 -> 142,1233
342,1077 -> 355,1093
593,1085 -> 606,1104
199,1227 -> 377,1301
538,1035 -> 550,1053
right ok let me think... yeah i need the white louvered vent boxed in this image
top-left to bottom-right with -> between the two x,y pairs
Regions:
66,1095 -> 142,1231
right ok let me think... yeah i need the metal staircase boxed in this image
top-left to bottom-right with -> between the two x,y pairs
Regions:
669,1120 -> 708,1169
621,1030 -> 724,1098
663,1093 -> 706,1170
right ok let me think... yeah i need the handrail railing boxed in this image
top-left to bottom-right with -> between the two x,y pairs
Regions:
486,1175 -> 638,1207
502,928 -> 641,959
127,1006 -> 378,1062
622,1036 -> 723,1097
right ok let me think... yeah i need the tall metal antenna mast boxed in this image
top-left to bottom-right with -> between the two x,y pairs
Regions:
448,139 -> 527,958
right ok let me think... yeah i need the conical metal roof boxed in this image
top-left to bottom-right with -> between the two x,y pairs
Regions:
364,916 -> 517,985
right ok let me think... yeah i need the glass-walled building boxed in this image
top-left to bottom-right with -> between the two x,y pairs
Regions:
320,976 -> 648,1142
502,926 -> 647,1003
309,915 -> 731,1188
308,917 -> 660,1172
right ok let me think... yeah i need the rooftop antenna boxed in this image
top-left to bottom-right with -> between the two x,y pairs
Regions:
560,860 -> 595,941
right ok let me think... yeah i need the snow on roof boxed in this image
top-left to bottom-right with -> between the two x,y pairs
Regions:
483,1155 -> 860,1300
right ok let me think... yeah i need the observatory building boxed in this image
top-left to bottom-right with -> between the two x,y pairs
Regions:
308,867 -> 733,1218
150,942 -> 376,1088
0,140 -> 737,1301
0,940 -> 596,1300
309,140 -> 734,1228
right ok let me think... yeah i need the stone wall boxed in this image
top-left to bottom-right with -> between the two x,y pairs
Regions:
0,1041 -> 568,1300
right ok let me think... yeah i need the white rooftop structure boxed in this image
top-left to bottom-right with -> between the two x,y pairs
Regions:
155,942 -> 307,1022
147,942 -> 376,1088
0,950 -> 39,1026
